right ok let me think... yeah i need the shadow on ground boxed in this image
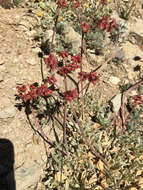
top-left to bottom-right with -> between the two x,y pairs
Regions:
0,138 -> 16,190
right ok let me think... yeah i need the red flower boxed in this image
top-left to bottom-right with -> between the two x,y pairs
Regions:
30,84 -> 37,90
133,95 -> 143,104
81,22 -> 90,33
71,54 -> 82,64
21,94 -> 29,103
108,19 -> 117,33
16,85 -> 27,93
78,71 -> 89,81
63,88 -> 78,101
17,93 -> 28,103
58,64 -> 80,77
58,66 -> 71,77
44,54 -> 58,70
98,16 -> 109,31
57,0 -> 67,8
28,89 -> 37,101
59,50 -> 69,58
44,88 -> 52,96
46,76 -> 57,84
36,84 -> 52,97
88,72 -> 99,85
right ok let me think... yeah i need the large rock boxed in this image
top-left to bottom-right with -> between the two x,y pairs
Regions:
0,106 -> 16,119
111,93 -> 122,114
65,26 -> 81,52
15,162 -> 42,190
130,18 -> 143,36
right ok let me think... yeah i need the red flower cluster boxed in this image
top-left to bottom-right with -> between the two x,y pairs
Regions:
133,95 -> 143,104
78,71 -> 89,81
17,83 -> 52,103
81,22 -> 90,33
17,85 -> 27,93
46,75 -> 57,84
36,84 -> 52,97
63,88 -> 78,101
100,0 -> 108,4
71,54 -> 82,64
57,0 -> 67,8
88,72 -> 99,85
59,50 -> 69,58
98,16 -> 117,33
44,54 -> 58,70
58,54 -> 81,77
58,64 -> 80,77
78,71 -> 99,85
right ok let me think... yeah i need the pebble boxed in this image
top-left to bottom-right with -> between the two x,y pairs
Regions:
0,65 -> 6,71
0,74 -> 4,82
114,48 -> 125,60
41,154 -> 47,163
0,106 -> 16,119
111,93 -> 122,114
26,57 -> 36,65
130,90 -> 138,96
109,76 -> 120,85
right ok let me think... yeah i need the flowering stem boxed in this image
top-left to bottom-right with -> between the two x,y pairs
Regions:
50,7 -> 60,52
80,32 -> 85,120
63,76 -> 68,149
70,102 -> 108,165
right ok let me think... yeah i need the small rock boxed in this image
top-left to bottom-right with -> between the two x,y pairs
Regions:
42,30 -> 56,45
114,48 -> 125,60
26,30 -> 37,38
66,26 -> 81,51
0,106 -> 16,119
0,65 -> 6,71
109,76 -> 120,85
26,58 -> 36,65
41,154 -> 47,163
0,74 -> 4,82
130,19 -> 143,36
111,93 -> 122,114
130,90 -> 138,96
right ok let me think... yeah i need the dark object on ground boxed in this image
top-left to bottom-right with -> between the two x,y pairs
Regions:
133,56 -> 141,61
0,139 -> 16,190
134,65 -> 141,72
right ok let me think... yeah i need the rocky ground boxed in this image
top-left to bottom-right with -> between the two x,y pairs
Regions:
0,1 -> 143,190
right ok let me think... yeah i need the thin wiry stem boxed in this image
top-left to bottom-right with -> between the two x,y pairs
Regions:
70,102 -> 108,165
80,32 -> 85,120
121,78 -> 143,130
50,7 -> 60,52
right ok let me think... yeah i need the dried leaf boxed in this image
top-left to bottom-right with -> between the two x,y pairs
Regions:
136,170 -> 142,176
32,133 -> 40,145
81,171 -> 86,179
97,160 -> 104,171
139,155 -> 143,160
89,173 -> 97,184
101,179 -> 108,188
138,177 -> 143,188
55,171 -> 67,182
